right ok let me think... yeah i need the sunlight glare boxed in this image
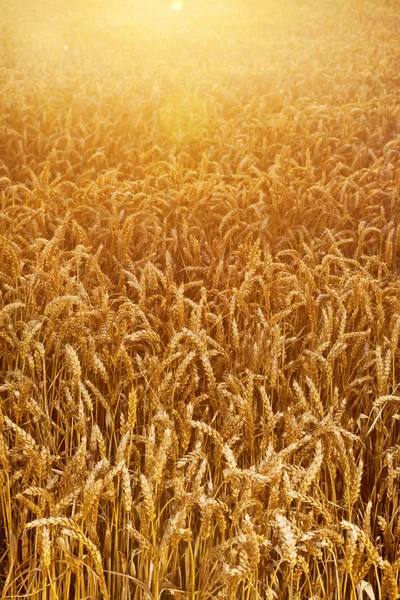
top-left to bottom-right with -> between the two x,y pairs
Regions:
171,1 -> 184,11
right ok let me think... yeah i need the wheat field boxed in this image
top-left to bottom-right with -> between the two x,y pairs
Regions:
1,0 -> 400,598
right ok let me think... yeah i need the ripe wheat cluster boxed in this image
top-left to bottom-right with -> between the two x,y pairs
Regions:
1,0 -> 400,598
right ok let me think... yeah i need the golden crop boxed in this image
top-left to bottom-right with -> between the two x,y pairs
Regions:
1,0 -> 400,598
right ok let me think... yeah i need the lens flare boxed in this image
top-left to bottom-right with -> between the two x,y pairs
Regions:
159,89 -> 207,143
171,1 -> 184,11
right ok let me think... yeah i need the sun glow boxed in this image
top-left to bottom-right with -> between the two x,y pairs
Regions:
171,1 -> 184,10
